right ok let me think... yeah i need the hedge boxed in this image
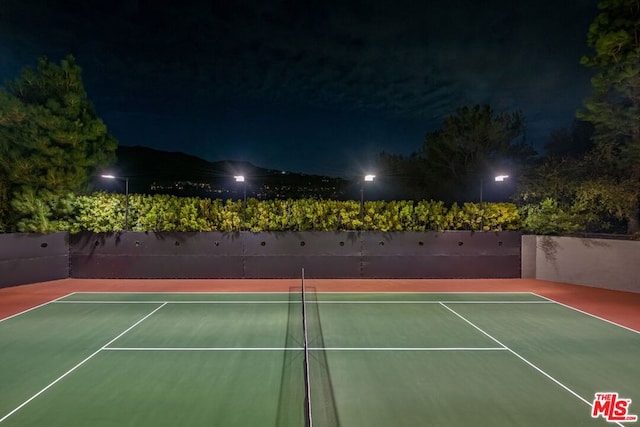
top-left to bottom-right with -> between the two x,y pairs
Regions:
68,192 -> 522,233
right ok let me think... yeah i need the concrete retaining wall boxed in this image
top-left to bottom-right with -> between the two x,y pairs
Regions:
3,232 -> 637,292
521,235 -> 640,293
69,231 -> 521,279
0,232 -> 69,288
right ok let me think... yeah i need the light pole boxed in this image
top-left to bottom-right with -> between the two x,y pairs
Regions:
234,175 -> 246,229
101,174 -> 130,230
479,175 -> 509,204
361,174 -> 375,222
234,175 -> 246,204
479,174 -> 509,230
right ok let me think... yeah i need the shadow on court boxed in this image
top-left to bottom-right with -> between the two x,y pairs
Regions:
276,286 -> 340,427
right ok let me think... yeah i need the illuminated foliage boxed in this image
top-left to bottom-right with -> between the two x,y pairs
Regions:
68,193 -> 523,233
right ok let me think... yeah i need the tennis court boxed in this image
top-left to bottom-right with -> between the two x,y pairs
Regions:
0,285 -> 638,426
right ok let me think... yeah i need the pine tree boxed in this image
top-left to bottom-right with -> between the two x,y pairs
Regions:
579,0 -> 640,233
0,55 -> 117,231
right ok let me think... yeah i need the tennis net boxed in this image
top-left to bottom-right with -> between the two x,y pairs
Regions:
301,268 -> 313,427
300,268 -> 339,427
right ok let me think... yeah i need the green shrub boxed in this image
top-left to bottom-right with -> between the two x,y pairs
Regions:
15,192 -> 531,233
519,198 -> 583,235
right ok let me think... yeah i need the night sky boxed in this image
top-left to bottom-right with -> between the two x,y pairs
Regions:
1,0 -> 599,177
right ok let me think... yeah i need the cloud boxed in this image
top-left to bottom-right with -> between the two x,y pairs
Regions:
0,0 -> 600,174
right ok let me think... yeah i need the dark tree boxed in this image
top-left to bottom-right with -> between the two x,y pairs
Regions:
578,0 -> 640,233
0,56 -> 117,231
421,105 -> 534,202
544,120 -> 595,159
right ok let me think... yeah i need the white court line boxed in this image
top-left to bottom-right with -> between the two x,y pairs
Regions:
0,293 -> 76,323
54,300 -> 297,304
68,291 -> 295,295
68,291 -> 537,294
317,347 -> 507,351
0,303 -> 167,425
104,347 -> 304,351
53,300 -> 552,305
439,302 -> 627,427
313,301 -> 552,304
320,292 -> 544,296
531,293 -> 640,334
102,346 -> 506,351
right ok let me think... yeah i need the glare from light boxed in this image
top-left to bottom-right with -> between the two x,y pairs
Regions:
234,175 -> 245,182
364,174 -> 376,182
494,175 -> 509,182
101,174 -> 116,179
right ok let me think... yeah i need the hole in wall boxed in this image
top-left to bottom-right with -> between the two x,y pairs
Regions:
260,241 -> 266,246
458,241 -> 464,246
300,241 -> 306,247
40,242 -> 48,248
418,241 -> 424,246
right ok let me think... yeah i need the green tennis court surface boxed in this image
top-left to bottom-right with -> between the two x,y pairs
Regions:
0,291 -> 638,426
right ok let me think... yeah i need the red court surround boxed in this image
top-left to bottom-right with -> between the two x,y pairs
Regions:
1,278 -> 638,331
